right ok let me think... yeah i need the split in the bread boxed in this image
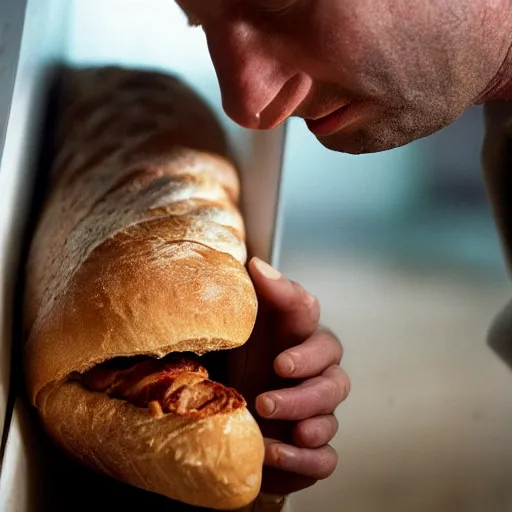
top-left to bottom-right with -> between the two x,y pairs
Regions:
81,354 -> 246,419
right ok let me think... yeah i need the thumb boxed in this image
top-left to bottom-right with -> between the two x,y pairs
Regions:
248,257 -> 320,341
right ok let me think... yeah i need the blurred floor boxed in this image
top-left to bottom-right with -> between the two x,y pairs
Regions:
279,247 -> 512,512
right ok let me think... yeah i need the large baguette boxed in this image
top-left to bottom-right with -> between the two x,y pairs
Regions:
23,66 -> 264,510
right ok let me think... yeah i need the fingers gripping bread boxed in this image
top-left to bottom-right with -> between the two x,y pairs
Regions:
23,67 -> 263,510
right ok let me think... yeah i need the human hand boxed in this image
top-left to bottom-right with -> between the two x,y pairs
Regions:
245,258 -> 351,497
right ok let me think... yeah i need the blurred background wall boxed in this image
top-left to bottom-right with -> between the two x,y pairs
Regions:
44,1 -> 512,510
279,111 -> 512,511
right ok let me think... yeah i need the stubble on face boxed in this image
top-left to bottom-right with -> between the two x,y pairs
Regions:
295,0 -> 512,153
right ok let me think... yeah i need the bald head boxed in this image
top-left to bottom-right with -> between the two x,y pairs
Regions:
177,0 -> 512,154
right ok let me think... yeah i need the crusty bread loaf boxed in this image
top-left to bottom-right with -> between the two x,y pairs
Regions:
23,66 -> 263,510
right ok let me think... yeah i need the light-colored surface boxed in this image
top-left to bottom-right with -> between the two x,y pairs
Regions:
0,0 -> 69,445
0,0 -> 25,162
0,0 -> 71,506
0,0 -> 27,448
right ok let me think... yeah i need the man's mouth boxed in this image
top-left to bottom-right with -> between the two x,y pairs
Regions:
305,103 -> 358,136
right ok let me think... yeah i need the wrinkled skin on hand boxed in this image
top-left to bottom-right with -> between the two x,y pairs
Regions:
233,258 -> 351,497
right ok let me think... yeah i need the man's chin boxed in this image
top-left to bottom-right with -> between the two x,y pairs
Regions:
313,106 -> 462,155
316,128 -> 413,155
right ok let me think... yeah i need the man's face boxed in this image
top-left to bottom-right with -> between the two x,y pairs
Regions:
177,0 -> 507,154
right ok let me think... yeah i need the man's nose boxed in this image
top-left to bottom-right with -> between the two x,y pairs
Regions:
205,22 -> 295,130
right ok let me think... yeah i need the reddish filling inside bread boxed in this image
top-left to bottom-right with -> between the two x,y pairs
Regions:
82,355 -> 245,419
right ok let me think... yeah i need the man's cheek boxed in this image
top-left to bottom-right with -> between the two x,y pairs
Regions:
308,26 -> 388,95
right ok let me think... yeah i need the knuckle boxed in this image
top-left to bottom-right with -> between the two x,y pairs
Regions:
296,420 -> 322,447
325,365 -> 351,402
289,280 -> 305,306
285,350 -> 304,372
316,326 -> 339,344
337,368 -> 351,401
293,422 -> 310,446
316,447 -> 338,480
323,374 -> 345,407
312,330 -> 332,347
290,281 -> 319,312
266,442 -> 283,465
307,293 -> 320,312
304,416 -> 339,446
334,338 -> 344,360
281,393 -> 303,419
314,329 -> 344,361
343,372 -> 352,398
330,415 -> 340,437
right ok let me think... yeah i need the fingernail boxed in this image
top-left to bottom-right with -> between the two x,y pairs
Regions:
252,258 -> 282,281
277,354 -> 295,375
257,395 -> 276,417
